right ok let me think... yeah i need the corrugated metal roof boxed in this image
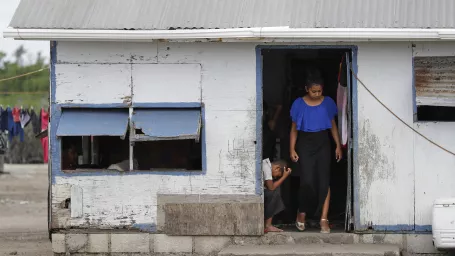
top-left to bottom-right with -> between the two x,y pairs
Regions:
132,109 -> 201,141
57,109 -> 129,136
9,0 -> 455,30
292,0 -> 455,28
414,56 -> 455,107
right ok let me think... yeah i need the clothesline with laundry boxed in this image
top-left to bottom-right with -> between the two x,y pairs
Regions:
0,106 -> 49,163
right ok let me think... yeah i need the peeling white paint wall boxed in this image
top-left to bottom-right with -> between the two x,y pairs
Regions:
53,41 -> 455,231
412,43 -> 455,228
356,43 -> 415,228
357,42 -> 455,229
54,42 -> 258,228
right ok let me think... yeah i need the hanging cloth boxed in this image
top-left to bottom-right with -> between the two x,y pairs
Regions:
7,108 -> 24,142
20,109 -> 31,129
12,107 -> 20,122
337,56 -> 348,148
30,109 -> 41,135
0,107 -> 8,132
40,108 -> 49,163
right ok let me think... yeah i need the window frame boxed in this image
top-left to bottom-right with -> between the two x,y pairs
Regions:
57,107 -> 131,172
413,56 -> 455,122
56,103 -> 205,173
129,104 -> 204,172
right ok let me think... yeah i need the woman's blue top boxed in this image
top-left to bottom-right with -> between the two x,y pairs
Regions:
290,96 -> 338,132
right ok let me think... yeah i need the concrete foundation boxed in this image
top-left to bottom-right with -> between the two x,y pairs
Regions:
53,231 -> 451,256
159,194 -> 263,236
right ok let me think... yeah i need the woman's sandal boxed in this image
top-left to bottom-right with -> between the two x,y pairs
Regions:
295,221 -> 306,231
320,219 -> 331,234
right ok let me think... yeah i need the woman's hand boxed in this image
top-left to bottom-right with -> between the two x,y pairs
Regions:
290,150 -> 299,162
335,146 -> 343,162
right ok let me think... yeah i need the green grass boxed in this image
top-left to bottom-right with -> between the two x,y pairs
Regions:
0,94 -> 49,109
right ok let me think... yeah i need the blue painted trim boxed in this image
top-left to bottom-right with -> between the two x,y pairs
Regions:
57,102 -> 202,109
257,44 -> 360,229
371,225 -> 431,233
255,45 -> 362,223
52,105 -> 207,178
58,103 -> 128,108
50,41 -> 58,185
373,224 -> 414,232
350,47 -> 363,231
257,45 -> 357,50
255,46 -> 263,195
411,56 -> 417,120
131,223 -> 156,232
132,102 -> 202,108
201,106 -> 207,172
415,225 -> 432,232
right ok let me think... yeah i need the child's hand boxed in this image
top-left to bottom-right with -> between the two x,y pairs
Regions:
283,167 -> 292,177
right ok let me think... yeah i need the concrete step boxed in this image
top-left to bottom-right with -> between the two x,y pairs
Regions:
275,232 -> 358,244
219,244 -> 401,256
234,232 -> 360,245
233,232 -> 405,246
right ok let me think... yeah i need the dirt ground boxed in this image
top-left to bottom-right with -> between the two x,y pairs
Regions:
0,164 -> 52,256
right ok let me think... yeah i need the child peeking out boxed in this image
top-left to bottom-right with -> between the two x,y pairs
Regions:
262,158 -> 291,232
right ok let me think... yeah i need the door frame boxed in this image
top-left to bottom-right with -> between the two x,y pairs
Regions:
255,45 -> 359,231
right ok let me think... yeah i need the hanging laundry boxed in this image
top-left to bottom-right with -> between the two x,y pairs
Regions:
30,109 -> 41,135
8,108 -> 24,142
40,108 -> 49,163
12,107 -> 20,122
20,109 -> 31,128
7,108 -> 14,141
0,131 -> 7,154
337,56 -> 348,148
337,84 -> 348,147
0,107 -> 8,132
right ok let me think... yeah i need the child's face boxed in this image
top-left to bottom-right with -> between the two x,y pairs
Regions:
271,164 -> 283,178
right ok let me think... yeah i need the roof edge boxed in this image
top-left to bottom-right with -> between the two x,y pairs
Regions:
4,27 -> 455,42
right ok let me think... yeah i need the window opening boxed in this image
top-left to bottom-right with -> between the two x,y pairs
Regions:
61,135 -> 130,171
58,108 -> 130,171
131,108 -> 202,171
414,56 -> 455,122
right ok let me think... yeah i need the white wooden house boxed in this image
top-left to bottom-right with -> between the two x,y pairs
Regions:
4,0 -> 455,254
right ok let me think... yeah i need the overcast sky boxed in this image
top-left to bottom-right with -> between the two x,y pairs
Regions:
0,0 -> 50,63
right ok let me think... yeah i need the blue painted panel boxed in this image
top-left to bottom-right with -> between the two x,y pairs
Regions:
58,103 -> 129,108
56,109 -> 129,136
372,224 -> 431,233
132,108 -> 201,140
132,102 -> 202,108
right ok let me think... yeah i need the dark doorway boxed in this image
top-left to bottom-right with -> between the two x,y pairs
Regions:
261,48 -> 354,231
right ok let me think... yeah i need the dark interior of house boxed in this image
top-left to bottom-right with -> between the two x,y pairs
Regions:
262,49 -> 352,230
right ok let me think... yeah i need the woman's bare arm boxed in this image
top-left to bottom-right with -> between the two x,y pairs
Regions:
290,122 -> 299,162
330,119 -> 343,161
330,120 -> 341,147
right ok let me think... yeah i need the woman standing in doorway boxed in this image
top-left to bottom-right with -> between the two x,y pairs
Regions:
290,75 -> 342,234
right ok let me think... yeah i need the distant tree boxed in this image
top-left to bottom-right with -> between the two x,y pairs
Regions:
0,52 -> 6,68
14,45 -> 27,66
